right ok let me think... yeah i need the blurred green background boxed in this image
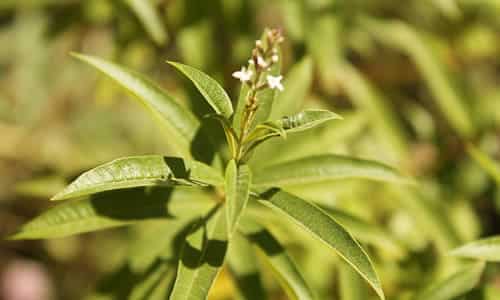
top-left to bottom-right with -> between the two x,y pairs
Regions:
1,0 -> 500,299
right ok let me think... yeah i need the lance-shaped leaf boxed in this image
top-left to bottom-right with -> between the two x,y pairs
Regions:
240,221 -> 313,300
8,187 -> 215,240
245,109 -> 341,144
253,154 -> 410,187
167,61 -> 233,119
170,207 -> 229,300
72,53 -> 199,158
124,0 -> 168,46
227,232 -> 267,300
51,156 -> 223,201
450,236 -> 500,261
225,160 -> 251,235
414,262 -> 484,300
339,261 -> 368,300
256,188 -> 385,300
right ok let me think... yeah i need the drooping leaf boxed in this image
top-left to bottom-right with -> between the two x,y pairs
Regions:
51,156 -> 223,201
227,232 -> 267,300
269,57 -> 313,119
225,160 -> 251,235
240,221 -> 313,300
256,188 -> 385,300
167,61 -> 233,119
71,53 -> 199,158
8,187 -> 214,240
252,154 -> 411,187
124,0 -> 168,46
414,262 -> 484,300
450,236 -> 500,261
169,207 -> 229,300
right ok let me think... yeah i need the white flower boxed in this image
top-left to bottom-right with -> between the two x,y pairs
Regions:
232,67 -> 253,82
248,59 -> 254,65
267,75 -> 284,91
257,56 -> 268,68
271,54 -> 279,63
256,40 -> 262,47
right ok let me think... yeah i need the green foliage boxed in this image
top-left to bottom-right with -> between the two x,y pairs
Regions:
6,29 -> 418,299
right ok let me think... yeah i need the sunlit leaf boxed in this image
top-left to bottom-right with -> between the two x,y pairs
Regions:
167,61 -> 233,118
339,261 -> 368,300
451,236 -> 500,261
256,188 -> 385,300
9,187 -> 215,240
52,156 -> 223,201
253,154 -> 411,187
225,160 -> 251,235
71,53 -> 199,158
240,221 -> 313,300
414,262 -> 484,300
169,206 -> 228,300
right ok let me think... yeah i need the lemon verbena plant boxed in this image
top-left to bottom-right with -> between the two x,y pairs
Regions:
9,29 -> 410,299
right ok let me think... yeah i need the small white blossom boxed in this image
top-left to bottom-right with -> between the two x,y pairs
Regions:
248,59 -> 254,65
271,54 -> 279,63
255,40 -> 262,47
257,56 -> 268,68
267,75 -> 284,91
232,67 -> 253,82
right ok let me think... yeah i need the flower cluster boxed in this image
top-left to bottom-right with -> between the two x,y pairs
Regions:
232,28 -> 285,91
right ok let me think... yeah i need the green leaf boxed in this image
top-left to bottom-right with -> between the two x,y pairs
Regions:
124,0 -> 168,46
129,262 -> 175,300
240,221 -> 313,300
450,236 -> 500,261
225,160 -> 251,235
233,29 -> 282,132
52,156 -> 223,201
253,154 -> 411,187
256,188 -> 385,300
414,262 -> 484,300
269,57 -> 313,119
339,261 -> 368,300
467,144 -> 500,184
8,187 -> 215,240
167,61 -> 233,119
170,207 -> 229,300
276,109 -> 342,133
71,53 -> 199,158
227,232 -> 267,300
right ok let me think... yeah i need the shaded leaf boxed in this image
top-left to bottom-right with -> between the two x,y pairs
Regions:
467,144 -> 500,184
169,207 -> 229,300
225,160 -> 251,235
256,188 -> 385,300
167,61 -> 233,119
451,236 -> 500,261
52,156 -> 223,201
72,53 -> 199,158
227,232 -> 267,300
240,221 -> 313,300
9,187 -> 214,240
253,154 -> 411,187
